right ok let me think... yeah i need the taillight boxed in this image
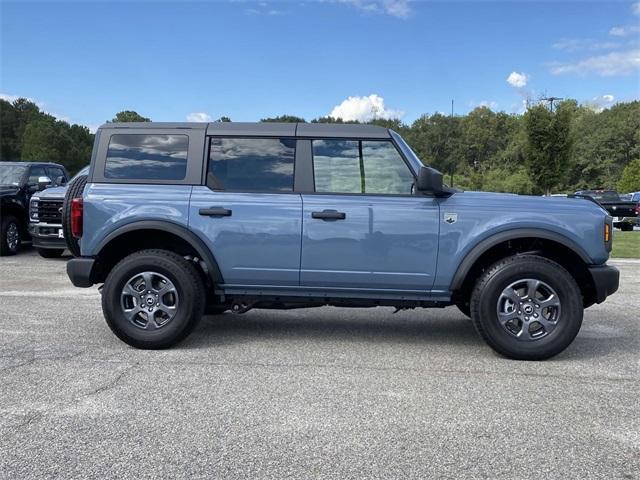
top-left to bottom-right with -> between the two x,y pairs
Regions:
604,222 -> 610,243
635,204 -> 640,215
71,198 -> 83,238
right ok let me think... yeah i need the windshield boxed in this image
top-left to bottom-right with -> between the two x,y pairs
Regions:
0,164 -> 27,186
389,130 -> 425,175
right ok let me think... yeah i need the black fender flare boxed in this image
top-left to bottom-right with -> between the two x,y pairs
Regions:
450,228 -> 593,291
95,220 -> 224,284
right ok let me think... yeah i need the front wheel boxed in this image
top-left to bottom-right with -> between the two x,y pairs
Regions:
102,249 -> 205,349
0,216 -> 21,256
470,255 -> 583,360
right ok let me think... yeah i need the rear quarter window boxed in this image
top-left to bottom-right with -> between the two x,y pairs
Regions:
105,134 -> 189,180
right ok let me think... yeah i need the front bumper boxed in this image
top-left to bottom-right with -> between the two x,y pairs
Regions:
67,257 -> 96,288
588,264 -> 620,304
29,223 -> 66,250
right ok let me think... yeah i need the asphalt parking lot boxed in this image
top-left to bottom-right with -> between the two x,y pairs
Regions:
1,248 -> 638,479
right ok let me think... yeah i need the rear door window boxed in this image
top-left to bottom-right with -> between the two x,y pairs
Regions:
105,134 -> 189,180
207,137 -> 295,192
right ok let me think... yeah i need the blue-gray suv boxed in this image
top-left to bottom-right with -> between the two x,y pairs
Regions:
65,122 -> 619,359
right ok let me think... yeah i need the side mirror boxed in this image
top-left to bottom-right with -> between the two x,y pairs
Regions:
37,176 -> 52,191
416,166 -> 444,195
55,175 -> 66,186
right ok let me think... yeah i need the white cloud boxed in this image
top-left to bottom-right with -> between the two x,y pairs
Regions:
609,25 -> 640,37
469,100 -> 498,110
187,112 -> 213,122
330,0 -> 411,18
328,94 -> 403,122
552,38 -> 621,52
506,71 -> 529,88
586,94 -> 616,112
549,49 -> 640,76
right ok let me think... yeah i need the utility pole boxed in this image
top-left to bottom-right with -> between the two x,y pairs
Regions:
450,99 -> 454,187
540,96 -> 564,112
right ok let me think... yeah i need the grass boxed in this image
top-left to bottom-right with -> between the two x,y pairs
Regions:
611,230 -> 640,258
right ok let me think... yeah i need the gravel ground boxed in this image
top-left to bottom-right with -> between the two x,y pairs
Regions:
1,248 -> 638,479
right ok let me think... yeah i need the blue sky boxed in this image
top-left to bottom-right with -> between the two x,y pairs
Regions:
1,0 -> 639,130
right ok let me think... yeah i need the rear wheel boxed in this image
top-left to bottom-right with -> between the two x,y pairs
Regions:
62,174 -> 87,257
0,216 -> 21,256
102,249 -> 205,349
37,248 -> 65,258
470,255 -> 583,360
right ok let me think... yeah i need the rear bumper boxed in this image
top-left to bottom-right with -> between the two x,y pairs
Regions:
588,264 -> 619,304
67,257 -> 96,288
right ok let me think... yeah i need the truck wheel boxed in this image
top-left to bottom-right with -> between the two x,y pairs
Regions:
620,223 -> 633,232
37,248 -> 65,258
0,215 -> 21,256
62,174 -> 88,257
470,255 -> 583,361
101,249 -> 205,349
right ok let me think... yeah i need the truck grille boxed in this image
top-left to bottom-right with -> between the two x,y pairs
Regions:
38,199 -> 64,224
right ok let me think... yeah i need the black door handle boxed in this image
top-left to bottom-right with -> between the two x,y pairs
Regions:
199,207 -> 232,217
311,210 -> 346,220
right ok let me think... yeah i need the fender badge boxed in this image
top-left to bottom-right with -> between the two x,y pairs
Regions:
444,213 -> 458,224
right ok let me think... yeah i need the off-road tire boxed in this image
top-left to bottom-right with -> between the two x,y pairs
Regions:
0,215 -> 21,256
102,249 -> 205,349
37,248 -> 65,258
470,255 -> 583,361
62,174 -> 87,257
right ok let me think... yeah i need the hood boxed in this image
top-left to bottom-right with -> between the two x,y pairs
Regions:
454,190 -> 609,214
32,186 -> 67,200
0,185 -> 20,197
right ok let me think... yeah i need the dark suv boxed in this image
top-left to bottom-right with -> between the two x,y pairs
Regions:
0,161 -> 69,255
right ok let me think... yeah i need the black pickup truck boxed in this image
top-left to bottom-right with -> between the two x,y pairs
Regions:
575,190 -> 638,231
0,161 -> 69,255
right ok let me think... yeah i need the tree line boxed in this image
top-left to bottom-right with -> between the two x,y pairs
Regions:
1,97 -> 638,193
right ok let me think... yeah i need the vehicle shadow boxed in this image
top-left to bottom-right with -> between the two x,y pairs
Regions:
184,308 -> 484,350
183,308 -> 623,361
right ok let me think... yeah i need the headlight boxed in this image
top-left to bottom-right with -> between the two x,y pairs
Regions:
29,199 -> 39,222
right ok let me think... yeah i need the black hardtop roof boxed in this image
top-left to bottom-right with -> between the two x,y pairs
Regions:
99,122 -> 391,139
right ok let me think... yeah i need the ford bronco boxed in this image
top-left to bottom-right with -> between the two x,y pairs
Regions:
65,122 -> 619,360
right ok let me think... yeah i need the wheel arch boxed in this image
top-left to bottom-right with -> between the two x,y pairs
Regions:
93,220 -> 223,285
450,229 -> 597,308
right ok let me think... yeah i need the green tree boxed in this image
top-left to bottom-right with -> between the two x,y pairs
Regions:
618,159 -> 640,192
21,119 -> 65,161
216,116 -> 232,122
523,102 -> 574,195
260,115 -> 305,123
110,110 -> 151,122
311,116 -> 359,124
